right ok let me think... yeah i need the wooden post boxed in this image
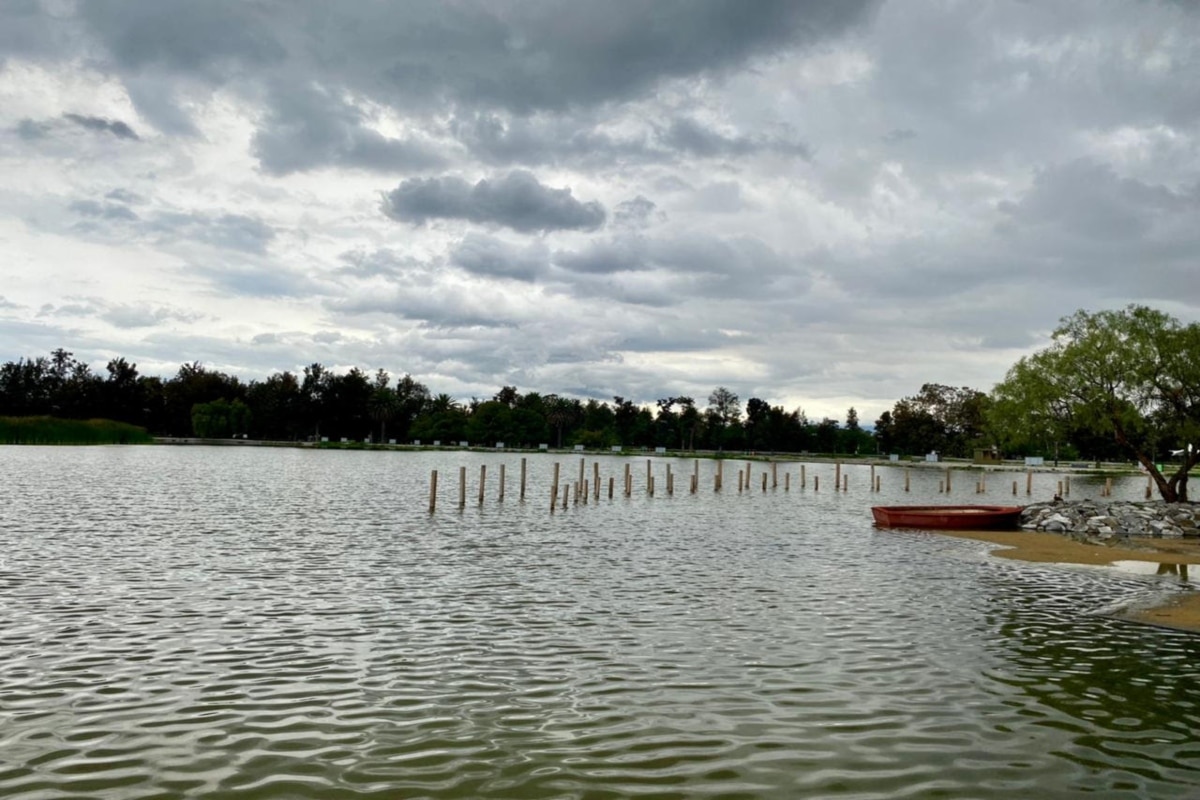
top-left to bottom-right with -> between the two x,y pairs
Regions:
593,462 -> 600,500
582,480 -> 588,505
835,461 -> 841,489
1065,476 -> 1071,496
813,475 -> 819,492
762,472 -> 767,491
875,475 -> 881,492
945,468 -> 952,492
738,472 -> 744,492
1026,471 -> 1032,495
625,463 -> 632,497
478,465 -> 486,505
716,460 -> 723,492
498,463 -> 505,502
608,476 -> 614,499
870,464 -> 875,491
694,460 -> 700,492
842,474 -> 848,492
745,462 -> 752,489
551,462 -> 560,511
801,465 -> 806,488
1057,479 -> 1064,497
459,466 -> 466,509
428,470 -> 438,513
904,468 -> 910,492
562,483 -> 569,509
1012,480 -> 1018,495
785,473 -> 790,491
579,458 -> 585,491
648,475 -> 655,497
772,462 -> 778,489
520,457 -> 527,501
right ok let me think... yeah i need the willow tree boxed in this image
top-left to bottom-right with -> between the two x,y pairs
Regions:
990,306 -> 1200,502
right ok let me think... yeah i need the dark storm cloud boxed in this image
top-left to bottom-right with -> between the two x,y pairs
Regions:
252,83 -> 447,175
382,171 -> 606,233
77,0 -> 284,75
63,113 -> 139,140
18,1 -> 878,171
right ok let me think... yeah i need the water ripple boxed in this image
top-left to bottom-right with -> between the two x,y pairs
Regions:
2,447 -> 1200,798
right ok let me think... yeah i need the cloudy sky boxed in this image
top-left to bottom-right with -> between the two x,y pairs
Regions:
2,1 -> 1198,422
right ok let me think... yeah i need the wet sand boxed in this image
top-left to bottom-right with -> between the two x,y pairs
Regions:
938,529 -> 1200,632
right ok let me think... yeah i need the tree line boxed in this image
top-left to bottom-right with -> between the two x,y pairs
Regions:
0,350 -> 876,454
4,304 -> 1197,500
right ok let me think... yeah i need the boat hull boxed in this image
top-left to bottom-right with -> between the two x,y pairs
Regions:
871,505 -> 1024,530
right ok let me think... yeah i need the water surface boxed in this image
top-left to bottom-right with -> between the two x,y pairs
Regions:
2,447 -> 1197,799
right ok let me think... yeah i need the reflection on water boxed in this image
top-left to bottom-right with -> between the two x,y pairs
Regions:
1,447 -> 1199,799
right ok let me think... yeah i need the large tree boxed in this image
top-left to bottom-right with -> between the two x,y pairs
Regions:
991,306 -> 1200,502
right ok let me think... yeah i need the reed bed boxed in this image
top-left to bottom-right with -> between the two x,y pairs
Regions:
0,416 -> 153,445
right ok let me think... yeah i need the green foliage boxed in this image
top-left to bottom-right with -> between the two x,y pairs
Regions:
191,398 -> 252,438
0,416 -> 153,444
990,305 -> 1200,501
875,384 -> 989,457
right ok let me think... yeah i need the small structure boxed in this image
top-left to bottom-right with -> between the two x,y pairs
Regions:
973,447 -> 1002,465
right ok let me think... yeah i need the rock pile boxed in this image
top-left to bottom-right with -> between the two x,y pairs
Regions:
1021,499 -> 1200,545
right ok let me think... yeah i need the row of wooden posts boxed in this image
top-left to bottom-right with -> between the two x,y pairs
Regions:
425,459 -> 1141,513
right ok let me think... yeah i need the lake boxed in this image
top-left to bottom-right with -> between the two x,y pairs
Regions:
2,446 -> 1198,799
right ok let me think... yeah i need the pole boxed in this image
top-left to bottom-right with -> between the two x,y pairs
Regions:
428,469 -> 437,513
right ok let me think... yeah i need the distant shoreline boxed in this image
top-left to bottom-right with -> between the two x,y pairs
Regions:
149,437 -> 1146,474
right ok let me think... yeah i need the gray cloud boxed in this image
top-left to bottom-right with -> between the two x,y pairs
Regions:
450,234 -> 550,282
613,196 -> 660,229
149,212 -> 275,254
70,199 -> 140,221
99,304 -> 201,329
382,171 -> 606,232
63,113 -> 139,140
252,82 -> 447,175
661,118 -> 811,160
998,158 -> 1194,242
15,119 -> 51,140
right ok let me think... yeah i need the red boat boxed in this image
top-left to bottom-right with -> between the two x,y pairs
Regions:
871,505 -> 1024,530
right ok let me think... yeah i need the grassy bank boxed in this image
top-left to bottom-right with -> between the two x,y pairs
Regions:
0,416 -> 154,445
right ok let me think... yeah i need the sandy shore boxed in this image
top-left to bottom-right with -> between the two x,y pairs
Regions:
938,529 -> 1200,632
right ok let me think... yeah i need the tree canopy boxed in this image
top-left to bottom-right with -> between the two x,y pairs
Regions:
990,305 -> 1200,502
